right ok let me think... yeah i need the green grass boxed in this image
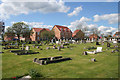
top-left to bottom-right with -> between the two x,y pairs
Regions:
2,42 -> 119,78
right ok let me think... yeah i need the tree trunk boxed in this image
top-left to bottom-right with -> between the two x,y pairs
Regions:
17,34 -> 20,43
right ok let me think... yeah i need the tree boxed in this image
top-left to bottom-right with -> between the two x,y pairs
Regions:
91,28 -> 101,36
5,22 -> 30,42
12,22 -> 29,41
40,30 -> 55,41
4,27 -> 15,39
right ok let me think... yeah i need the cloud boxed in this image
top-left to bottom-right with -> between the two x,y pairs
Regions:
68,16 -> 118,36
0,0 -> 70,20
68,17 -> 91,31
98,25 -> 118,35
11,21 -> 53,30
1,0 -> 120,2
4,26 -> 10,32
93,13 -> 118,24
68,6 -> 82,16
106,0 -> 115,2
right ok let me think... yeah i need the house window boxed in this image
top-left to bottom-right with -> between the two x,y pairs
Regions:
38,37 -> 39,40
38,32 -> 39,35
61,28 -> 63,31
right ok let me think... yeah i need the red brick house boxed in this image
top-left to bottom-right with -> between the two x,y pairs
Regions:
113,32 -> 120,38
4,35 -> 30,41
4,36 -> 14,41
30,28 -> 50,41
72,29 -> 84,40
52,25 -> 72,40
89,34 -> 99,40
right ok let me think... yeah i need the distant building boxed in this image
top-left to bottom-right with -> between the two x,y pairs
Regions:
52,25 -> 72,40
113,32 -> 120,38
72,29 -> 84,40
30,28 -> 50,41
4,35 -> 15,41
89,34 -> 99,40
4,35 -> 30,41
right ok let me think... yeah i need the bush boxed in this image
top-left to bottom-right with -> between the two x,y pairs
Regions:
28,69 -> 42,78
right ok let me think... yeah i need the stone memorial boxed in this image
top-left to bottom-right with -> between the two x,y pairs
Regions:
53,45 -> 56,49
46,47 -> 50,50
83,51 -> 87,55
22,44 -> 25,50
91,58 -> 96,62
36,46 -> 39,48
60,44 -> 64,48
107,42 -> 111,47
32,45 -> 35,48
57,46 -> 61,51
26,46 -> 30,51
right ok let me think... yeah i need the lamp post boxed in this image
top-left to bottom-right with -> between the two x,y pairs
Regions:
0,21 -> 5,41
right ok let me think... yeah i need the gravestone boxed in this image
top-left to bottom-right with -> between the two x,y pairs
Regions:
46,47 -> 50,50
91,58 -> 96,62
36,46 -> 39,48
15,42 -> 18,46
40,60 -> 45,65
60,44 -> 64,48
91,38 -> 94,42
50,57 -> 54,60
39,43 -> 42,46
53,45 -> 56,49
26,46 -> 30,51
102,41 -> 104,45
22,44 -> 25,50
83,51 -> 87,55
32,45 -> 35,48
10,43 -> 13,45
80,40 -> 83,43
107,42 -> 111,47
57,46 -> 61,51
33,58 -> 37,62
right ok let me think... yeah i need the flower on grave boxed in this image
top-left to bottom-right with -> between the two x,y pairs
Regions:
12,77 -> 16,78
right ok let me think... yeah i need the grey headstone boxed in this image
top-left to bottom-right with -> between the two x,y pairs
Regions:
22,44 -> 24,50
91,58 -> 96,62
57,46 -> 61,51
46,47 -> 50,50
36,46 -> 39,48
33,45 -> 35,48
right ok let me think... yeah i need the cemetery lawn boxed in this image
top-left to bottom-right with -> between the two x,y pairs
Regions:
2,42 -> 119,78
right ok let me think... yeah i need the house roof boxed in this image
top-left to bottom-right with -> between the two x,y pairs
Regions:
54,25 -> 71,32
33,28 -> 43,32
33,28 -> 50,32
72,29 -> 82,37
45,28 -> 50,31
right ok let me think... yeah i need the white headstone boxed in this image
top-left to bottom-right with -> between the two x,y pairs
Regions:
26,46 -> 29,51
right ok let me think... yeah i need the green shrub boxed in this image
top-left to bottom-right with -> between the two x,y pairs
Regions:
28,69 -> 42,78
